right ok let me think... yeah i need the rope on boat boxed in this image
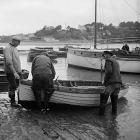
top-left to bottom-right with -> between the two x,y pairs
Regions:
54,76 -> 61,90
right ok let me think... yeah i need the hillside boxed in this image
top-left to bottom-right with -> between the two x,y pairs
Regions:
0,21 -> 140,43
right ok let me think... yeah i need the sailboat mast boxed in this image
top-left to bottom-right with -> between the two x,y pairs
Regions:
94,0 -> 97,49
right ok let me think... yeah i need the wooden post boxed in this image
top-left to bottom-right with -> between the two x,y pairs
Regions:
101,57 -> 103,83
94,0 -> 97,49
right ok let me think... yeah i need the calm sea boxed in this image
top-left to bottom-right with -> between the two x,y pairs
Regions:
13,42 -> 140,85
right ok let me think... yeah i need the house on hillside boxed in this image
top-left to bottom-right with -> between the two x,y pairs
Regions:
78,25 -> 86,31
44,26 -> 54,30
43,36 -> 59,42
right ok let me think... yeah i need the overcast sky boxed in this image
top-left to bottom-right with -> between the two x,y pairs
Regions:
0,0 -> 140,35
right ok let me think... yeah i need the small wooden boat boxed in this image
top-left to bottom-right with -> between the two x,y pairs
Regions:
27,47 -> 57,62
0,69 -> 29,92
18,50 -> 29,55
0,55 -> 4,65
0,71 -> 9,92
18,79 -> 129,107
59,45 -> 73,52
0,47 -> 3,54
54,51 -> 67,58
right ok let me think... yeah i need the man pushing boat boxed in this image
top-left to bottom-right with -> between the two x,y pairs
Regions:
31,52 -> 56,112
99,51 -> 122,116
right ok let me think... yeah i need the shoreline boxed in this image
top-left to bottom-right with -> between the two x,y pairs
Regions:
0,41 -> 140,46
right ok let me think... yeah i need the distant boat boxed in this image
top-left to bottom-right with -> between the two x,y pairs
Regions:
18,50 -> 30,55
59,45 -> 73,52
0,69 -> 8,92
0,55 -> 4,66
27,47 -> 57,62
0,47 -> 3,54
18,79 -> 129,107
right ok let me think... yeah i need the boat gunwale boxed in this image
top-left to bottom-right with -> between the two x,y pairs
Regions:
68,49 -> 140,60
20,79 -> 128,93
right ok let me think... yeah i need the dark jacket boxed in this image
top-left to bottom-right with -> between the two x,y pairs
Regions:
31,55 -> 55,79
104,57 -> 122,86
122,44 -> 129,52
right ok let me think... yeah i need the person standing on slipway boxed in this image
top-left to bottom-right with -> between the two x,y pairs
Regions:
3,36 -> 22,106
99,51 -> 122,116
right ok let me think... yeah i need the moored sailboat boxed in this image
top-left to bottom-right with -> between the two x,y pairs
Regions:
67,0 -> 140,74
67,48 -> 140,73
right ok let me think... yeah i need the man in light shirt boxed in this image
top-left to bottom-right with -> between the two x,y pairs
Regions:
3,36 -> 22,106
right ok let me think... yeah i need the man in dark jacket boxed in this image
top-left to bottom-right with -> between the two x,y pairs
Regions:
31,52 -> 56,111
99,51 -> 122,116
122,43 -> 129,54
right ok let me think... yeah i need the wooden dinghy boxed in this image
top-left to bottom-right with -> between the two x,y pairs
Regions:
18,80 -> 129,107
27,47 -> 57,62
0,70 -> 9,92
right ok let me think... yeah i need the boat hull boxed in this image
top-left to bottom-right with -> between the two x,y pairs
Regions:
18,80 -> 128,107
27,47 -> 57,62
67,49 -> 140,74
0,73 -> 9,92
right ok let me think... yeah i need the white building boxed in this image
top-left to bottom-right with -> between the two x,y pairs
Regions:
78,25 -> 86,31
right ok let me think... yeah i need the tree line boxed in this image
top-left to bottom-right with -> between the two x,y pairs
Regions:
0,21 -> 140,43
35,21 -> 140,42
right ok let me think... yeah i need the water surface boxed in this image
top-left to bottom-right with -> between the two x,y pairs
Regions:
1,43 -> 140,140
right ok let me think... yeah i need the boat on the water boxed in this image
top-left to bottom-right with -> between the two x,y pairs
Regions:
0,69 -> 8,92
18,79 -> 128,107
0,47 -> 4,66
0,47 -> 3,55
0,69 -> 29,92
18,49 -> 30,55
27,47 -> 57,62
67,48 -> 140,74
59,45 -> 73,52
0,55 -> 4,66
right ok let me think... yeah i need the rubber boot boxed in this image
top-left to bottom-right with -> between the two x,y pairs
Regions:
11,94 -> 18,107
99,94 -> 109,116
8,91 -> 13,99
111,95 -> 118,115
44,91 -> 52,111
8,91 -> 16,106
44,87 -> 54,112
36,90 -> 42,111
